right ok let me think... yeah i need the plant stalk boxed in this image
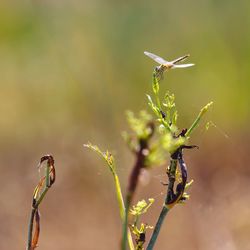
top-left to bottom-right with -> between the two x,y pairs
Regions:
146,155 -> 178,249
26,207 -> 36,250
186,102 -> 213,137
146,206 -> 169,250
26,156 -> 55,250
122,137 -> 150,250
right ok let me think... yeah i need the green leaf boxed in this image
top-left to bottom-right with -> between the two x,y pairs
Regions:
172,110 -> 178,125
152,71 -> 160,95
147,94 -> 161,117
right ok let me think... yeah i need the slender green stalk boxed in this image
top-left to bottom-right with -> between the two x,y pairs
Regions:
113,173 -> 134,250
146,207 -> 169,250
152,70 -> 162,112
27,182 -> 49,250
155,93 -> 161,111
110,165 -> 134,249
114,174 -> 125,219
186,102 -> 213,137
84,144 -> 134,250
146,158 -> 178,249
35,187 -> 49,207
122,197 -> 131,250
26,207 -> 36,250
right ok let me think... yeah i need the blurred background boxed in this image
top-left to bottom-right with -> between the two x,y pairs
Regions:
0,0 -> 249,249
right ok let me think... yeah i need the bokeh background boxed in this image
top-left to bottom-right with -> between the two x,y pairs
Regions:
0,0 -> 249,249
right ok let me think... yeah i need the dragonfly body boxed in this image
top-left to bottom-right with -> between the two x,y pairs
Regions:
144,51 -> 194,77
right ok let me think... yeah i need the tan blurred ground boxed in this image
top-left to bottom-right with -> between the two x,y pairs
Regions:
0,1 -> 249,249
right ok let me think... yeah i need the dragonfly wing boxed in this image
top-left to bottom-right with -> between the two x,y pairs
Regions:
172,63 -> 195,68
144,51 -> 169,65
171,55 -> 190,64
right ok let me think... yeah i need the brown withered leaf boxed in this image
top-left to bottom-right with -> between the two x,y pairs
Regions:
31,210 -> 40,250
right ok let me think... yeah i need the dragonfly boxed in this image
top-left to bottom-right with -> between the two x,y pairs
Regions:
144,51 -> 194,78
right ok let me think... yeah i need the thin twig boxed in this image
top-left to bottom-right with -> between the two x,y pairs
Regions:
26,155 -> 56,250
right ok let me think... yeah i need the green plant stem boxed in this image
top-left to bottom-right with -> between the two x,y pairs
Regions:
84,144 -> 134,249
114,173 -> 125,219
146,157 -> 178,249
146,206 -> 169,250
186,102 -> 213,137
113,173 -> 134,250
161,118 -> 171,133
27,207 -> 36,250
27,162 -> 50,250
154,93 -> 161,111
36,187 -> 49,206
122,197 -> 131,250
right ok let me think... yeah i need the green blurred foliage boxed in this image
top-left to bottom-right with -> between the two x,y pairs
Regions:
0,1 -> 249,249
0,0 -> 249,147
